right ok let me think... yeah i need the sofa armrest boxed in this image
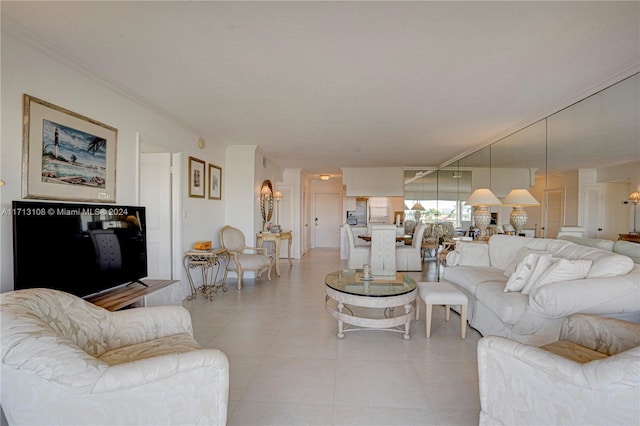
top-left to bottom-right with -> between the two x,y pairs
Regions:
92,348 -> 228,392
478,336 -> 640,425
109,306 -> 194,348
560,314 -> 640,355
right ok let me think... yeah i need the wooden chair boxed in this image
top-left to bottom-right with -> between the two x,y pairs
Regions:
220,225 -> 271,290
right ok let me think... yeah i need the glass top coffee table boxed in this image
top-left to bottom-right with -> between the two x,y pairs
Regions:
324,270 -> 417,339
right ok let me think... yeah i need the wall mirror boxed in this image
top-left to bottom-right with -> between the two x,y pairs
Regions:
403,73 -> 639,240
260,180 -> 274,229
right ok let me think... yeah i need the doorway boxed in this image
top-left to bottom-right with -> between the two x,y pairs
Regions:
314,192 -> 341,247
138,136 -> 182,281
543,187 -> 565,238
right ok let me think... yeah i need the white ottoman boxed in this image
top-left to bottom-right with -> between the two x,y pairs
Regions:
416,281 -> 468,339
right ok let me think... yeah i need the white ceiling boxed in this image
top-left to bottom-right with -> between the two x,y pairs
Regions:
2,1 -> 639,177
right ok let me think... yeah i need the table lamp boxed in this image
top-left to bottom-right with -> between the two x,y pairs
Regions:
273,190 -> 283,230
503,189 -> 540,235
465,188 -> 502,239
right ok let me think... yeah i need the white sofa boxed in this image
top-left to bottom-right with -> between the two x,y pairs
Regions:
0,288 -> 229,425
478,314 -> 640,425
443,235 -> 640,345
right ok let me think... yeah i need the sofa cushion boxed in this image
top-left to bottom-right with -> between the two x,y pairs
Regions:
488,235 -> 553,270
613,240 -> 640,264
443,266 -> 506,295
558,235 -> 616,252
541,340 -> 608,363
99,332 -> 200,365
475,282 -> 528,325
550,243 -> 634,278
457,242 -> 491,266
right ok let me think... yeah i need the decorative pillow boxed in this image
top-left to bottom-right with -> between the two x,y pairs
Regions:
504,252 -> 544,292
537,258 -> 592,285
457,242 -> 490,267
526,258 -> 593,294
521,254 -> 556,295
503,247 -> 548,277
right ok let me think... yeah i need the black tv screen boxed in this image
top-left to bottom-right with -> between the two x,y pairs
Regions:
12,200 -> 148,298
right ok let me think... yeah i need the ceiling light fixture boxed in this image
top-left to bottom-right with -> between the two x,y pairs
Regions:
320,174 -> 330,181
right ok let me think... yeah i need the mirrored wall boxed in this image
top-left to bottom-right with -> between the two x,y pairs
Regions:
405,73 -> 639,240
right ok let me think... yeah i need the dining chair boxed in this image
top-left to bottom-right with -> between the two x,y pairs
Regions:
370,224 -> 397,275
344,223 -> 371,269
396,223 -> 427,271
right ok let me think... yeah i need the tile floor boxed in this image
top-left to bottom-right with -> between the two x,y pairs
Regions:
183,248 -> 482,426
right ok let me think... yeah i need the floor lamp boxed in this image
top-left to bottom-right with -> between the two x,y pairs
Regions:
630,191 -> 640,234
272,190 -> 283,232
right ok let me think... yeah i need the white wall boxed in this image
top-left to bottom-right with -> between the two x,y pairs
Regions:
1,32 -> 228,293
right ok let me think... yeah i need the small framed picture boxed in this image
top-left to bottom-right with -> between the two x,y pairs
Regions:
188,156 -> 206,198
208,163 -> 222,200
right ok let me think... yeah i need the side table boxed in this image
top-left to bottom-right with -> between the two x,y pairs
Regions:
256,230 -> 293,276
183,248 -> 229,301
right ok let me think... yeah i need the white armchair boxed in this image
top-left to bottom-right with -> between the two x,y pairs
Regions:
396,223 -> 427,271
220,225 -> 272,289
344,223 -> 370,269
478,314 -> 640,425
0,288 -> 229,425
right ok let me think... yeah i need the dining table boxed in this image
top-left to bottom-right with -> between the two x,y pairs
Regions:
358,234 -> 412,243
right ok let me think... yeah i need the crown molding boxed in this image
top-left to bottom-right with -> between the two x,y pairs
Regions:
1,16 -> 226,147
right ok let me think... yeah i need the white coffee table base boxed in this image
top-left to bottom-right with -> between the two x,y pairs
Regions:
325,286 -> 417,339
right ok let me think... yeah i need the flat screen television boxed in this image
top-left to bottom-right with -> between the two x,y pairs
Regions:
12,200 -> 148,298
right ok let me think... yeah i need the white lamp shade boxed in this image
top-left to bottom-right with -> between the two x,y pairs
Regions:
629,191 -> 640,203
503,189 -> 540,207
273,190 -> 283,200
465,189 -> 502,206
411,201 -> 425,211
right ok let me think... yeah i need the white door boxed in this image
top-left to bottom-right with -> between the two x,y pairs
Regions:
543,188 -> 565,238
583,185 -> 605,238
140,152 -> 172,279
314,192 -> 341,247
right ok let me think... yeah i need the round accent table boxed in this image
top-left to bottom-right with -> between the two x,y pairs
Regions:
324,270 -> 417,339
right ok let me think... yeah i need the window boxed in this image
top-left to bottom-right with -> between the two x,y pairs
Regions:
368,197 -> 389,223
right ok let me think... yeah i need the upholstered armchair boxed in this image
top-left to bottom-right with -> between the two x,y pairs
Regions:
220,225 -> 271,290
477,314 -> 640,425
344,223 -> 370,269
396,223 -> 427,271
0,288 -> 229,425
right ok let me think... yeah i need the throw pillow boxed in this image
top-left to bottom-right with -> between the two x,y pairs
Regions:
535,258 -> 592,286
526,258 -> 593,294
504,252 -> 544,292
503,247 -> 548,277
458,242 -> 491,267
521,254 -> 556,295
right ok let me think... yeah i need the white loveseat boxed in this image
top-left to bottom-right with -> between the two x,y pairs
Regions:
443,235 -> 640,345
478,314 -> 640,425
0,288 -> 229,425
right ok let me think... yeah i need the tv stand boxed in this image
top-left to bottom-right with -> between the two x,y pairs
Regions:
127,279 -> 149,287
87,279 -> 177,311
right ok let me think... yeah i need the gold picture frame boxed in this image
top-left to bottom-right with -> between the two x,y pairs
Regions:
208,163 -> 222,200
22,94 -> 118,202
188,156 -> 206,198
